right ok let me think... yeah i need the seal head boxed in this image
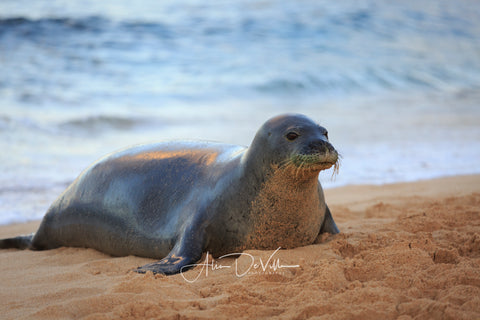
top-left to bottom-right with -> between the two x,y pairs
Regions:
245,113 -> 338,178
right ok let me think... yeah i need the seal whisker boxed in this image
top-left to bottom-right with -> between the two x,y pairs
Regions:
278,157 -> 290,169
331,155 -> 341,180
295,162 -> 302,179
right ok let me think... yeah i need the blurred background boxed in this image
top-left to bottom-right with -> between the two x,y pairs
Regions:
1,0 -> 479,224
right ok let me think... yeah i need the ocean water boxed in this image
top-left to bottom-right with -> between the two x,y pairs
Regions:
1,0 -> 480,224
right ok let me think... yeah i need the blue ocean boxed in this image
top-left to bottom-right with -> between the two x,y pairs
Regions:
1,0 -> 479,224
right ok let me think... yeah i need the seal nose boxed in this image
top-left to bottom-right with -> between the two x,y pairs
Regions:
308,139 -> 336,155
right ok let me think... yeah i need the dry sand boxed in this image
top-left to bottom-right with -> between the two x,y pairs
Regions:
1,175 -> 479,319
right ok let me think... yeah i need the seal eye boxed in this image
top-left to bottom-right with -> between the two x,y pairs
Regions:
286,132 -> 299,141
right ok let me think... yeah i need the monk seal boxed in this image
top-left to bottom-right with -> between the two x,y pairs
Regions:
0,114 -> 340,275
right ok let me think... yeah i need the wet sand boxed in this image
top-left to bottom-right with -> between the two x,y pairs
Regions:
1,175 -> 479,319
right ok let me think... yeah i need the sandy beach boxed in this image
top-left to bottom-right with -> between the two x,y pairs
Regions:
1,174 -> 479,319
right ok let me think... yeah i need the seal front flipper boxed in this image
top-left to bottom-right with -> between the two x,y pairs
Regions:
135,253 -> 198,275
319,205 -> 339,235
135,216 -> 207,275
135,239 -> 204,275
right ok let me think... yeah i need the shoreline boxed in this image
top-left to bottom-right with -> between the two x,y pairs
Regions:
1,174 -> 479,319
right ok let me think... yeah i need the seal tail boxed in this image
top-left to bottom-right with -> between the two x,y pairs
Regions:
0,234 -> 34,250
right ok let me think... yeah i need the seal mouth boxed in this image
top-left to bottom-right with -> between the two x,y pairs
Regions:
291,149 -> 338,168
281,149 -> 340,178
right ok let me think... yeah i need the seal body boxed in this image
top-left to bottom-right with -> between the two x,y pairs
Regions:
1,114 -> 339,275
